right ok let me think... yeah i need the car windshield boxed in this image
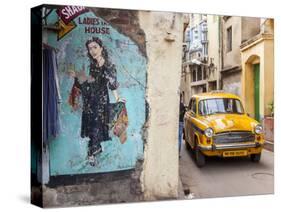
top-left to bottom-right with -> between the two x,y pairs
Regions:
198,98 -> 244,116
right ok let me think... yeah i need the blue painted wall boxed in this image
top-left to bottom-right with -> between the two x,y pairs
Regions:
45,8 -> 146,176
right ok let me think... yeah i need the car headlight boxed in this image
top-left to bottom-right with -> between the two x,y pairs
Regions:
204,128 -> 214,138
254,124 -> 263,134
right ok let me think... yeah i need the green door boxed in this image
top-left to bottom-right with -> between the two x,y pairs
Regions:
254,64 -> 260,121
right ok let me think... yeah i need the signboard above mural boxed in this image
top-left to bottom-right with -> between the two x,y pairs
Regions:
57,5 -> 88,24
54,6 -> 113,40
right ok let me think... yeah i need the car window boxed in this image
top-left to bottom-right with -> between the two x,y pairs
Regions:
199,100 -> 206,115
191,99 -> 197,114
198,98 -> 244,115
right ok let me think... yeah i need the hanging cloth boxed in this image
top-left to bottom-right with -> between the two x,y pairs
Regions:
52,50 -> 62,104
43,48 -> 60,144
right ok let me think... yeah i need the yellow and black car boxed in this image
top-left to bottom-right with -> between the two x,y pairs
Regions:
184,91 -> 264,167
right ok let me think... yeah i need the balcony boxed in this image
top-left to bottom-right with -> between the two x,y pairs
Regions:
201,39 -> 208,44
191,80 -> 207,87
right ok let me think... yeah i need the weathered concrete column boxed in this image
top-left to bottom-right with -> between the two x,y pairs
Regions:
139,11 -> 183,200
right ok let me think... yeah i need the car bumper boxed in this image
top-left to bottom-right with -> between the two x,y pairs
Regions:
198,142 -> 263,151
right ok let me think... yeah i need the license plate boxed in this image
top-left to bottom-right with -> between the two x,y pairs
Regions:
223,150 -> 248,157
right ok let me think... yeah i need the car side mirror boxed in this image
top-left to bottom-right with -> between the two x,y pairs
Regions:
190,111 -> 196,117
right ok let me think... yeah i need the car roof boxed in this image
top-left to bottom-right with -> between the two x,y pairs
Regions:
192,92 -> 241,101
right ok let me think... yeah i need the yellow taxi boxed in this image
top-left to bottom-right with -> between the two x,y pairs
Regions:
183,91 -> 264,167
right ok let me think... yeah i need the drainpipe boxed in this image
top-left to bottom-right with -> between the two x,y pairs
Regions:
219,17 -> 223,90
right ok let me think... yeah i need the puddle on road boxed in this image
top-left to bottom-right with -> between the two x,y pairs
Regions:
251,172 -> 274,180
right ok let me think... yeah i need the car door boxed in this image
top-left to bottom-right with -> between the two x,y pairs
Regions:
189,98 -> 197,148
184,99 -> 191,144
185,98 -> 196,147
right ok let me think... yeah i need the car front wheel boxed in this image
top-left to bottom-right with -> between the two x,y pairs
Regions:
195,147 -> 206,167
251,153 -> 261,162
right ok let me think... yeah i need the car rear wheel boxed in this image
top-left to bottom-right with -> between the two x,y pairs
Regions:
195,145 -> 205,167
251,153 -> 261,162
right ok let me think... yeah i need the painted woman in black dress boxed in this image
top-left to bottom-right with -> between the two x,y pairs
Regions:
69,37 -> 121,165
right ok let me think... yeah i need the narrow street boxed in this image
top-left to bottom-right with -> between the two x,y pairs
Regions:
179,142 -> 274,199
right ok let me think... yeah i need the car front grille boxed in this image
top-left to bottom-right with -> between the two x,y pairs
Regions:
213,131 -> 255,144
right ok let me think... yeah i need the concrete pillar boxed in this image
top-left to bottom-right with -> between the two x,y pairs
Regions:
139,11 -> 183,200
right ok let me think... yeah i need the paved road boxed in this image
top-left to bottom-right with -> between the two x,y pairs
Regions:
179,142 -> 274,199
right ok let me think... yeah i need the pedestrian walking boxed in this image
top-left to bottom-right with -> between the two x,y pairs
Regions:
179,94 -> 185,158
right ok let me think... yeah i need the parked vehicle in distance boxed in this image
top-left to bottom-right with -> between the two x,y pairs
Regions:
184,91 -> 264,167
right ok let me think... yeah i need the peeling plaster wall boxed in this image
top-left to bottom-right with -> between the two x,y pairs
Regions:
221,71 -> 241,96
241,17 -> 260,43
139,11 -> 183,200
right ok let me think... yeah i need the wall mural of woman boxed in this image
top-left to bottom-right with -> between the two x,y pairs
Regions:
45,9 -> 146,175
68,37 -> 127,166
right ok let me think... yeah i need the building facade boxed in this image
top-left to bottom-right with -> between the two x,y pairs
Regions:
220,16 -> 260,96
181,15 -> 266,104
181,14 -> 221,105
240,18 -> 274,121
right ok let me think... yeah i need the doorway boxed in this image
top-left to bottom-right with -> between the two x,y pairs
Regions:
253,63 -> 260,121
